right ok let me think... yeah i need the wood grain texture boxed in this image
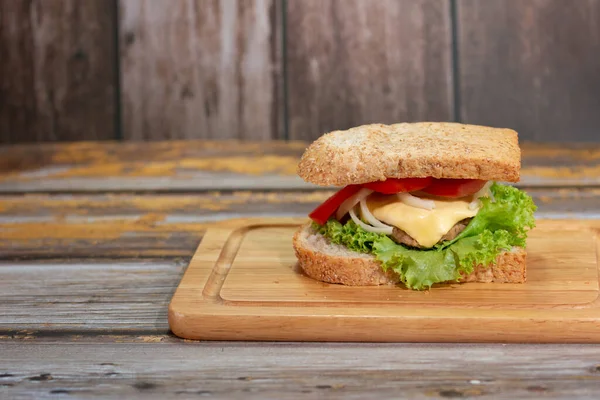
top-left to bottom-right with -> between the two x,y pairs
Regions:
3,342 -> 600,399
119,0 -> 282,140
0,261 -> 186,333
1,140 -> 599,193
0,0 -> 117,143
170,218 -> 600,343
457,0 -> 600,142
0,140 -> 312,192
0,188 -> 598,260
286,0 -> 453,140
0,191 -> 318,259
0,334 -> 175,343
229,226 -> 594,302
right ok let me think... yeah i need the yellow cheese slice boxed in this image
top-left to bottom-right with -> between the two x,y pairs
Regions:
366,194 -> 479,248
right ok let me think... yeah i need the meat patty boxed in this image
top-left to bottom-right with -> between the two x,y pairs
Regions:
390,218 -> 472,248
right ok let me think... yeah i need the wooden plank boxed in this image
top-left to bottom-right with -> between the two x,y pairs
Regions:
0,141 -> 599,193
457,0 -> 600,142
2,342 -> 600,399
119,0 -> 283,140
0,140 -> 312,192
0,188 -> 599,260
0,191 -> 319,260
0,334 -> 174,343
0,0 -> 117,143
0,261 -> 184,333
286,0 -> 453,141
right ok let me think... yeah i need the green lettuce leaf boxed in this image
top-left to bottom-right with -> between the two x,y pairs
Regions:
442,182 -> 537,249
315,183 -> 537,290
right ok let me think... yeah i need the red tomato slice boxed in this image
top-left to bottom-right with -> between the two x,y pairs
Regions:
362,177 -> 433,194
308,178 -> 436,224
420,179 -> 487,198
308,185 -> 361,225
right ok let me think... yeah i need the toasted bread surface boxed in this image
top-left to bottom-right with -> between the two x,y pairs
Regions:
292,223 -> 526,287
297,122 -> 521,186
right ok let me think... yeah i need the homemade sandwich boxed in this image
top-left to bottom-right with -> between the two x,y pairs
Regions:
292,122 -> 537,290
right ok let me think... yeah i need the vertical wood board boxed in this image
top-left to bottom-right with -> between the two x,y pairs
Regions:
119,0 -> 282,140
457,0 -> 600,142
285,0 -> 453,141
0,0 -> 117,143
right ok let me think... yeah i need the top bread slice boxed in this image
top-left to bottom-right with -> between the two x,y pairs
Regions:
297,122 -> 521,186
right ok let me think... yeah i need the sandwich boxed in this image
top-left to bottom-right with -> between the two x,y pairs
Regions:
292,122 -> 537,290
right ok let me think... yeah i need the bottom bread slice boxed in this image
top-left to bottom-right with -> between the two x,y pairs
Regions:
292,223 -> 526,287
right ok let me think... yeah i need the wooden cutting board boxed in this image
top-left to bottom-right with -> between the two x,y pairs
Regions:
168,218 -> 600,343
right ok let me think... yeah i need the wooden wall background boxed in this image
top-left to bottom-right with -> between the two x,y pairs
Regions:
1,0 -> 599,143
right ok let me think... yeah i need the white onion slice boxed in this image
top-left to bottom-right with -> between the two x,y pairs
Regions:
488,184 -> 496,202
473,181 -> 494,200
397,192 -> 435,210
349,207 -> 394,234
359,198 -> 394,228
335,188 -> 373,220
469,181 -> 495,209
468,200 -> 481,210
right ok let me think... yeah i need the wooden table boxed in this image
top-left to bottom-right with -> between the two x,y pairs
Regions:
2,140 -> 600,399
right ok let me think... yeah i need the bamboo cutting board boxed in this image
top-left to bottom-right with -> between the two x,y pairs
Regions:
168,218 -> 600,343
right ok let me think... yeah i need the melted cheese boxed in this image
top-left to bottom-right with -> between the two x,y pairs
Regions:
366,193 -> 479,248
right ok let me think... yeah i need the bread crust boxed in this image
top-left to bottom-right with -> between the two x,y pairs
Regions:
297,122 -> 521,186
292,224 -> 526,287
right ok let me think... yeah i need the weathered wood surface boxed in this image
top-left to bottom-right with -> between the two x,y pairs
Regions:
2,342 -> 600,399
1,141 -> 599,193
3,0 -> 600,145
119,0 -> 283,141
0,191 -> 313,259
0,261 -> 184,333
457,0 -> 600,142
0,140 -> 311,192
286,0 -> 453,140
0,0 -> 117,143
0,140 -> 599,399
0,188 -> 599,260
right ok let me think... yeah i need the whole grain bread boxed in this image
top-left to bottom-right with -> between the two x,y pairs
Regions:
292,223 -> 526,287
297,122 -> 521,186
